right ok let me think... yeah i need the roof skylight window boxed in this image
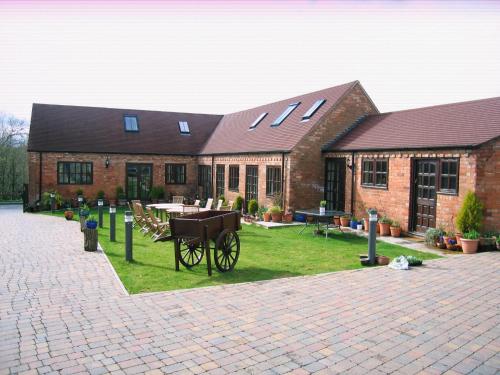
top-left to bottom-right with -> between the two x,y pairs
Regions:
178,121 -> 190,134
271,102 -> 300,127
302,99 -> 326,121
123,115 -> 139,132
249,112 -> 268,130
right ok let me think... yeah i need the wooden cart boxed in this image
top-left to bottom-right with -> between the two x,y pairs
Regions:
169,210 -> 241,276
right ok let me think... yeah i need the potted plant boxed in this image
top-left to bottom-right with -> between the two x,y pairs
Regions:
462,230 -> 480,254
378,216 -> 392,236
425,227 -> 445,248
84,215 -> 98,252
76,188 -> 84,203
85,214 -> 98,229
456,190 -> 484,240
269,206 -> 282,223
248,199 -> 258,218
362,218 -> 369,232
333,216 -> 341,226
79,204 -> 90,231
376,255 -> 390,265
150,186 -> 165,203
64,209 -> 74,220
282,210 -> 293,223
350,217 -> 359,229
479,231 -> 497,251
256,206 -> 267,221
263,209 -> 271,222
390,221 -> 401,237
115,186 -> 127,206
41,190 -> 63,210
340,215 -> 350,227
319,200 -> 326,215
233,195 -> 244,212
356,221 -> 363,230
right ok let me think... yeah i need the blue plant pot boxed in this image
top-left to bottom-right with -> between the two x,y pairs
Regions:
86,221 -> 97,229
350,220 -> 358,229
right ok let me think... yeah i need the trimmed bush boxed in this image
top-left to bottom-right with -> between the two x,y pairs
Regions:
248,199 -> 258,215
456,191 -> 484,233
233,195 -> 243,211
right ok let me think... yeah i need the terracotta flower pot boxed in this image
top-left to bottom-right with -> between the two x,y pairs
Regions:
376,255 -> 390,265
271,212 -> 282,223
64,211 -> 74,220
455,233 -> 463,247
461,239 -> 479,254
376,223 -> 380,233
263,212 -> 271,222
340,217 -> 350,227
363,220 -> 369,232
282,213 -> 293,223
390,226 -> 401,237
379,223 -> 391,236
333,217 -> 341,226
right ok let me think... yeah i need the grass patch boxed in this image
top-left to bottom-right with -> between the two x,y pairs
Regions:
42,208 -> 440,294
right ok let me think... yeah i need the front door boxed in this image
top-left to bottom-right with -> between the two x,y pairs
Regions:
324,158 -> 346,211
412,159 -> 437,232
245,165 -> 258,209
126,163 -> 152,201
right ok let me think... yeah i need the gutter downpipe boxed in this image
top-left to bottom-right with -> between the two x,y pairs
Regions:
281,152 -> 285,209
39,152 -> 42,202
350,151 -> 355,215
211,156 -> 215,199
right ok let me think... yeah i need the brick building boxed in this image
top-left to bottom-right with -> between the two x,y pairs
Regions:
323,97 -> 500,233
27,82 -> 499,233
28,81 -> 377,210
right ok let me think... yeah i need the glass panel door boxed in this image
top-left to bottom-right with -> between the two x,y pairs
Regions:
126,163 -> 153,201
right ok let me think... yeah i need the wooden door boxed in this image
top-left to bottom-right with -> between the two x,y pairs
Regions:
412,159 -> 437,232
324,158 -> 346,211
126,163 -> 152,201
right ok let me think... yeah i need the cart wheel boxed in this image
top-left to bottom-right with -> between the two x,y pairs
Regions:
179,239 -> 204,268
214,230 -> 240,272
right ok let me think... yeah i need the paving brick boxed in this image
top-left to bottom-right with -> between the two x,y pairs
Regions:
0,206 -> 499,375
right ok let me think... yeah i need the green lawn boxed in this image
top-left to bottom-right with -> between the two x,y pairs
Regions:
43,208 -> 440,294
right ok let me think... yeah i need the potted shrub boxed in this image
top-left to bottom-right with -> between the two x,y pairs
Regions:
340,215 -> 350,227
263,210 -> 271,222
282,210 -> 293,223
248,199 -> 258,217
64,209 -> 74,220
350,217 -> 359,229
85,214 -> 98,229
115,186 -> 127,206
378,216 -> 392,236
319,200 -> 326,215
425,227 -> 445,248
269,206 -> 282,223
150,186 -> 165,203
390,221 -> 401,237
462,230 -> 480,254
456,190 -> 484,238
256,206 -> 267,221
233,195 -> 244,212
479,231 -> 497,251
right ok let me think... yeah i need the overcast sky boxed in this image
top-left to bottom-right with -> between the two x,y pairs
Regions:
1,0 -> 499,122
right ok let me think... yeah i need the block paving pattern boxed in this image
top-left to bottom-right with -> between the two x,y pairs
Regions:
1,206 -> 499,374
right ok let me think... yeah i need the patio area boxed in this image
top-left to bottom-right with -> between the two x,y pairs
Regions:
1,205 -> 499,374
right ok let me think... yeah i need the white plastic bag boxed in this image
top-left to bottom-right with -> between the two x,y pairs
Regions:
388,255 -> 409,270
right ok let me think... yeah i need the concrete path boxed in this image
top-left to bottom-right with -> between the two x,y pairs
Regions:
0,205 -> 499,375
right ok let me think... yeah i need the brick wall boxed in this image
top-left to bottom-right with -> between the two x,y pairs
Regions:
28,151 -> 198,204
211,154 -> 284,209
325,149 -> 481,233
288,83 -> 378,210
474,138 -> 500,231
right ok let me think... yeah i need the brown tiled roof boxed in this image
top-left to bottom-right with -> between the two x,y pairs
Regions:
28,104 -> 223,155
325,96 -> 500,151
200,81 -> 359,154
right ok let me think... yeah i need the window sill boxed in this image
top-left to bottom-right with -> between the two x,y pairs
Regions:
166,182 -> 186,185
361,184 -> 388,190
437,190 -> 458,196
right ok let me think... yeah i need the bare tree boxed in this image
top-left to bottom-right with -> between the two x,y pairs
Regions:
0,112 -> 29,200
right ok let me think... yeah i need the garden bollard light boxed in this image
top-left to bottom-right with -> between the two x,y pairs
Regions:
50,192 -> 55,213
78,196 -> 83,213
98,199 -> 104,228
125,210 -> 133,261
368,208 -> 378,265
109,205 -> 116,242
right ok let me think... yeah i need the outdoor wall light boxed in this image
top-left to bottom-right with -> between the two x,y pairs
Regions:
346,156 -> 353,169
105,156 -> 110,168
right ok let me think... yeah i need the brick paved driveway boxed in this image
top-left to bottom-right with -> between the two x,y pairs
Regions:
1,206 -> 499,375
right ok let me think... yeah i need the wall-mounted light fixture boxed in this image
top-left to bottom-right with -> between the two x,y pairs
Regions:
346,155 -> 353,169
105,156 -> 110,168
